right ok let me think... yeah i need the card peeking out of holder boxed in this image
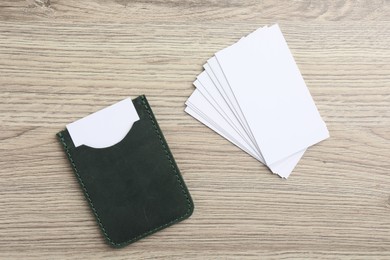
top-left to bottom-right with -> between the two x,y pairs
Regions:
57,95 -> 194,248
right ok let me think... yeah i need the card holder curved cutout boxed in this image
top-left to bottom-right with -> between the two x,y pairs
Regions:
57,95 -> 194,248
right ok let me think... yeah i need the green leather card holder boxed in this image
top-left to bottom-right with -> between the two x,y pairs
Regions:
57,95 -> 194,247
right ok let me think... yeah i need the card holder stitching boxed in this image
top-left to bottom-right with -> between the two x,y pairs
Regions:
58,132 -> 112,245
57,96 -> 193,247
140,96 -> 192,211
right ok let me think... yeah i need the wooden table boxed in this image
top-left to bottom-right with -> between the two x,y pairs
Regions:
0,1 -> 389,259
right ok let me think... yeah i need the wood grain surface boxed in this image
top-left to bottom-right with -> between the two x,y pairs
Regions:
0,0 -> 389,259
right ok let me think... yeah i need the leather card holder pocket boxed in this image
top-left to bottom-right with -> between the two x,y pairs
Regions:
57,95 -> 194,247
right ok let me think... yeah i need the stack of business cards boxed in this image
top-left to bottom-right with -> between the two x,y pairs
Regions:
185,24 -> 329,178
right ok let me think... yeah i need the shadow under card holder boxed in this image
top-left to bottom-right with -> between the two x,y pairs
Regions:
57,95 -> 194,248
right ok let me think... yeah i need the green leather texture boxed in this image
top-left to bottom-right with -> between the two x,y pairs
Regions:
57,95 -> 194,248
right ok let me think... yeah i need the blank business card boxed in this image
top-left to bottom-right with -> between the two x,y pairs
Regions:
185,24 -> 329,178
67,98 -> 140,149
